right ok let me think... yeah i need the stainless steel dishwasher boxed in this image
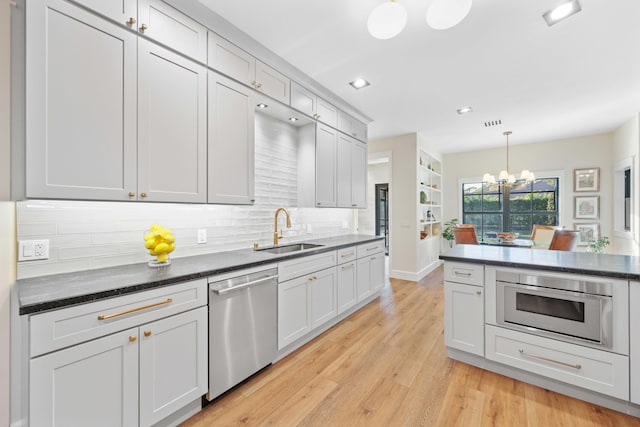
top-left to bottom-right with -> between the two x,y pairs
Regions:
207,265 -> 278,400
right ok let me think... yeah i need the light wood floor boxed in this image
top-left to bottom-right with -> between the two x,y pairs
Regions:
181,266 -> 640,427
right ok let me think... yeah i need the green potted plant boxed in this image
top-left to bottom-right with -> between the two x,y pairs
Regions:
442,218 -> 459,248
587,236 -> 610,254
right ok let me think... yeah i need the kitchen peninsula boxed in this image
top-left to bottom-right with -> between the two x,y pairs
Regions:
440,245 -> 640,418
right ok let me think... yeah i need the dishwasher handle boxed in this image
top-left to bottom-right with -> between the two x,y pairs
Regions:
211,275 -> 278,295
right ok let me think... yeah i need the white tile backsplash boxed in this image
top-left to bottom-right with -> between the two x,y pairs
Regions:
17,113 -> 354,279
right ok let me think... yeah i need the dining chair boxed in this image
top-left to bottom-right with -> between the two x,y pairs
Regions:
453,225 -> 479,245
531,224 -> 563,247
548,229 -> 580,251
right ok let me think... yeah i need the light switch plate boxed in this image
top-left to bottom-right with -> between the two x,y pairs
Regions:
18,239 -> 50,261
197,229 -> 207,244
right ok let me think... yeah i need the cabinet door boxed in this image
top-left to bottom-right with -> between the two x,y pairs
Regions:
278,277 -> 310,349
337,110 -> 353,136
26,0 -> 137,201
352,119 -> 368,142
336,134 -> 352,208
30,329 -> 139,427
139,307 -> 207,427
290,81 -> 316,117
138,40 -> 207,203
255,59 -> 290,104
73,0 -> 136,24
208,70 -> 256,204
207,32 -> 255,86
137,0 -> 207,62
356,257 -> 372,301
351,140 -> 367,207
316,97 -> 337,128
337,261 -> 357,314
631,282 -> 640,404
310,267 -> 337,329
369,253 -> 385,292
315,123 -> 337,207
444,281 -> 484,356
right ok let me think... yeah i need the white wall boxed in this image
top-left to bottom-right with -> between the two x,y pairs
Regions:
1,1 -> 12,424
443,133 -> 614,251
612,114 -> 640,255
367,134 -> 417,278
16,114 -> 354,279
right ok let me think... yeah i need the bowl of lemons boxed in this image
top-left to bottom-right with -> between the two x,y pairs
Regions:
144,224 -> 175,267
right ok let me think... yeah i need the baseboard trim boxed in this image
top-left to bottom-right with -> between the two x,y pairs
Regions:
390,260 -> 442,282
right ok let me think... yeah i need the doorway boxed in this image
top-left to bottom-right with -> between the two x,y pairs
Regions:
375,183 -> 389,255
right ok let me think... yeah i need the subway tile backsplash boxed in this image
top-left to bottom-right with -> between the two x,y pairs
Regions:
17,113 -> 354,279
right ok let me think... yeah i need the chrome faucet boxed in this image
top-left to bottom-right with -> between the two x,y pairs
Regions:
273,207 -> 292,246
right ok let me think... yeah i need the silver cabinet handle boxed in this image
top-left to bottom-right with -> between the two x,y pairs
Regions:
341,263 -> 354,270
212,275 -> 277,295
341,253 -> 354,258
454,271 -> 472,277
518,349 -> 582,370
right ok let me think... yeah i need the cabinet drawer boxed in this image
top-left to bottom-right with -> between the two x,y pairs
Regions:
30,279 -> 207,357
485,325 -> 629,400
337,246 -> 357,264
356,240 -> 384,258
444,261 -> 484,286
278,251 -> 337,282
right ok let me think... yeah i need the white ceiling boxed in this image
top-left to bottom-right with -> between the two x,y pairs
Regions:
198,0 -> 640,153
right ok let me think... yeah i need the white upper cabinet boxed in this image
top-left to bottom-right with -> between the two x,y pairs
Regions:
26,0 -> 138,201
137,40 -> 207,203
208,71 -> 256,205
337,134 -> 367,208
208,32 -> 290,104
138,0 -> 207,62
291,81 -> 338,127
337,110 -> 367,142
315,124 -> 338,207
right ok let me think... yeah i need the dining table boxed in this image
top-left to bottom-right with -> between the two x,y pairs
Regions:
480,238 -> 540,248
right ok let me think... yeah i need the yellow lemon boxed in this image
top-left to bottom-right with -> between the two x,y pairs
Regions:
155,242 -> 170,254
144,240 -> 156,249
157,253 -> 169,263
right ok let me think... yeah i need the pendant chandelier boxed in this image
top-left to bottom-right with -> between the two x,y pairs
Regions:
482,131 -> 535,186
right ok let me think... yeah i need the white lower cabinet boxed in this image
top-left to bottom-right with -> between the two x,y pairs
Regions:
278,267 -> 337,349
139,307 -> 208,426
631,281 -> 640,404
356,249 -> 385,301
444,281 -> 484,356
337,260 -> 357,314
30,328 -> 139,427
29,280 -> 208,427
486,325 -> 629,400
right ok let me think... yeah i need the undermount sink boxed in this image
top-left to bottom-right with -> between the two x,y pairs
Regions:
257,243 -> 324,254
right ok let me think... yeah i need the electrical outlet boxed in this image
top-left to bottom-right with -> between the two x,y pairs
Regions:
197,229 -> 207,244
18,239 -> 50,261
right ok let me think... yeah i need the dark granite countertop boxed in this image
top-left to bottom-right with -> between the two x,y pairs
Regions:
18,234 -> 384,315
439,244 -> 640,280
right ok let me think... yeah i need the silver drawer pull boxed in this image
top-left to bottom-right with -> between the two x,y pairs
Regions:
98,298 -> 173,320
366,247 -> 378,251
454,271 -> 472,277
341,263 -> 354,270
518,349 -> 582,370
341,253 -> 354,258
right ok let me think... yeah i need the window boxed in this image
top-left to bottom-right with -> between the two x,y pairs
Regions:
625,168 -> 631,231
614,157 -> 633,238
462,178 -> 559,240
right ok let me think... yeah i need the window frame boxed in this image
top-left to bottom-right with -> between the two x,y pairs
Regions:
614,157 -> 634,240
457,171 -> 564,240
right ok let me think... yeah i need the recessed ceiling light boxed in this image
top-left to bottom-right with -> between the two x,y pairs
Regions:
543,0 -> 581,26
349,78 -> 371,90
457,106 -> 473,114
256,103 -> 268,109
288,117 -> 298,122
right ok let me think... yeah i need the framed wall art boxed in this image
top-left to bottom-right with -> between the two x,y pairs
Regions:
574,223 -> 600,246
574,167 -> 600,192
574,196 -> 599,219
